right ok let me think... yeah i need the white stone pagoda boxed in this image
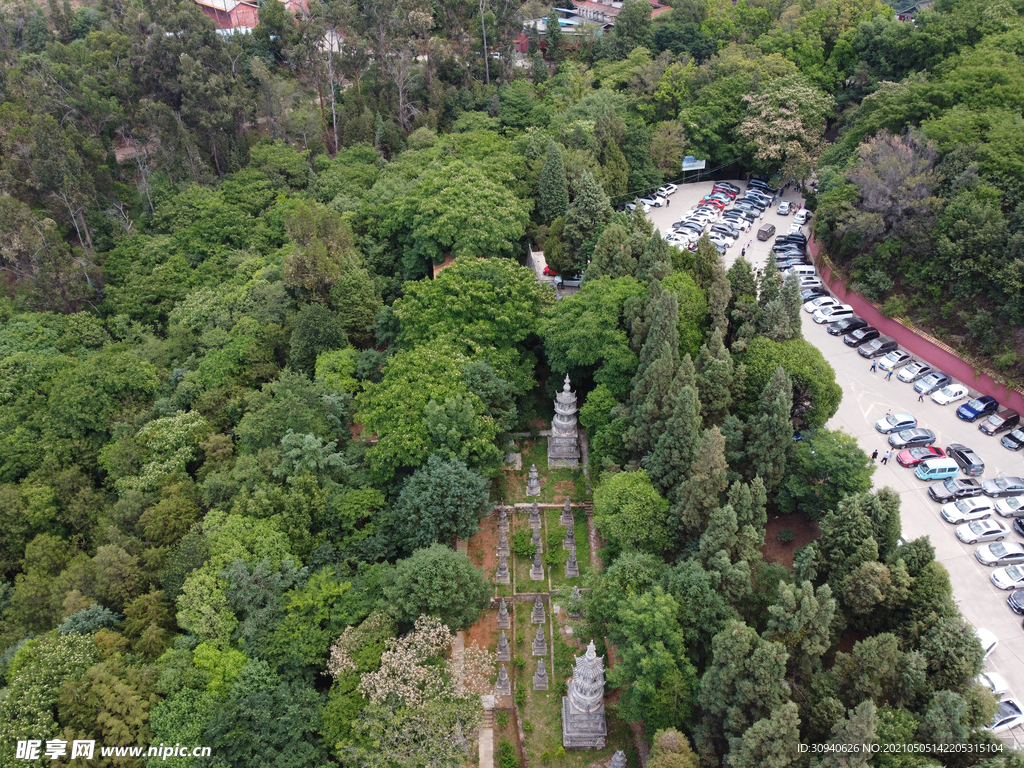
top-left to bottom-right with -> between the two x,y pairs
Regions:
548,374 -> 581,468
561,640 -> 607,749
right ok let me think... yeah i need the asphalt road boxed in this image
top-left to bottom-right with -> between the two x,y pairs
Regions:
648,181 -> 1024,740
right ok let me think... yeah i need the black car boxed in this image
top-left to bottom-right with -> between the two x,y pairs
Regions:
844,326 -> 880,347
828,317 -> 867,336
858,335 -> 898,358
981,409 -> 1020,436
800,287 -> 829,301
1009,588 -> 1024,614
1003,429 -> 1024,451
946,443 -> 985,476
929,478 -> 983,502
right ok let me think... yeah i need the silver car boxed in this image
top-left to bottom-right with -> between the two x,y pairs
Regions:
914,371 -> 952,394
983,477 -> 1024,498
898,360 -> 934,383
977,541 -> 1024,566
875,413 -> 917,434
996,496 -> 1024,518
956,519 -> 1009,544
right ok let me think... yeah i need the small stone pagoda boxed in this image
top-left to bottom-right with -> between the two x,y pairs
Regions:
548,375 -> 581,468
529,501 -> 542,530
532,624 -> 547,656
530,547 -> 544,581
497,528 -> 510,558
532,595 -> 546,624
565,547 -> 580,579
496,631 -> 511,662
610,751 -> 627,768
526,464 -> 541,496
495,664 -> 511,697
495,556 -> 511,585
562,640 -> 607,749
497,599 -> 510,629
534,659 -> 549,691
560,498 -> 574,527
562,523 -> 575,550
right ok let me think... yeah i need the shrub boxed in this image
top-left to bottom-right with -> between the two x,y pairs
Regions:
496,711 -> 510,729
540,749 -> 551,763
497,739 -> 518,768
556,746 -> 566,761
881,295 -> 909,318
513,654 -> 525,670
511,529 -> 535,558
556,680 -> 568,697
515,687 -> 527,707
523,720 -> 534,733
778,529 -> 795,543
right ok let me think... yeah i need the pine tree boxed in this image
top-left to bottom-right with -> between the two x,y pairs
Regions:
586,221 -> 629,280
538,141 -> 569,223
647,729 -> 699,768
760,299 -> 792,341
626,280 -> 663,354
764,581 -> 836,669
674,426 -> 728,536
726,702 -> 801,768
758,259 -> 781,309
693,235 -> 719,290
695,329 -> 734,426
746,366 -> 793,494
707,257 -> 731,338
815,701 -> 878,768
726,257 -> 758,302
695,620 -> 790,763
644,356 -> 701,500
531,54 -> 549,83
728,476 -> 767,531
564,170 -> 612,268
625,341 -> 678,459
545,7 -> 564,62
780,273 -> 803,340
637,232 -> 674,282
698,504 -> 739,568
635,290 -> 679,380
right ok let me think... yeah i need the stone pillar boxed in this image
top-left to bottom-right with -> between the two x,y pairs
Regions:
495,664 -> 511,697
548,375 -> 580,468
532,624 -> 547,657
531,595 -> 546,624
497,598 -> 511,630
533,659 -> 549,691
526,464 -> 541,496
495,555 -> 511,585
496,630 -> 511,662
565,546 -> 579,579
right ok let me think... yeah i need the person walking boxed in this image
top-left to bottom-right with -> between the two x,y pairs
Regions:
885,368 -> 894,381
871,449 -> 878,462
918,391 -> 925,402
882,449 -> 892,465
870,361 -> 878,373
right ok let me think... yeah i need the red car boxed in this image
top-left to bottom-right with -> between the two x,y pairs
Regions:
699,198 -> 727,209
896,445 -> 947,468
712,186 -> 737,199
543,266 -> 558,276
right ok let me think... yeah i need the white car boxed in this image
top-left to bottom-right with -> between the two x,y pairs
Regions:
940,497 -> 996,523
803,296 -> 840,313
789,224 -> 804,235
991,565 -> 1024,590
707,234 -> 733,249
956,519 -> 1008,544
996,497 -> 1024,518
777,201 -> 791,215
638,194 -> 667,208
793,209 -> 812,225
977,671 -> 1011,696
813,305 -> 854,324
977,628 -> 999,659
977,541 -> 1024,566
657,183 -> 678,197
798,275 -> 823,289
988,700 -> 1024,733
722,216 -> 752,231
932,383 -> 970,405
626,201 -> 651,214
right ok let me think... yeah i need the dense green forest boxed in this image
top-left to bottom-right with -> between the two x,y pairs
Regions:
1,0 -> 1024,764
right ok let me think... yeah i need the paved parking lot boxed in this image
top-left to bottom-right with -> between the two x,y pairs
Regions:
649,182 -> 1024,739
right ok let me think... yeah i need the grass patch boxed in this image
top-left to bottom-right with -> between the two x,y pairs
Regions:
547,508 -> 590,588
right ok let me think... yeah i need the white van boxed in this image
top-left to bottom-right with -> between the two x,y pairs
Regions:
915,458 -> 960,481
785,265 -> 816,279
813,304 -> 854,324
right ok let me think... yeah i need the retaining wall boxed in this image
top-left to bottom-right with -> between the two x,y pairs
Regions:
808,237 -> 1024,413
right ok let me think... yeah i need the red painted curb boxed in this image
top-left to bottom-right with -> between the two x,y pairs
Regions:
808,236 -> 1024,414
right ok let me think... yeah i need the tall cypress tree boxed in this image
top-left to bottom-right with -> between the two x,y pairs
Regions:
644,355 -> 701,499
538,141 -> 569,223
758,259 -> 781,308
625,340 -> 678,459
673,425 -> 729,536
707,257 -> 732,339
695,328 -> 734,426
635,289 -> 679,381
726,257 -> 758,301
746,366 -> 794,495
627,280 -> 663,354
564,169 -> 612,268
693,235 -> 719,291
637,232 -> 673,282
760,298 -> 792,341
780,272 -> 803,340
